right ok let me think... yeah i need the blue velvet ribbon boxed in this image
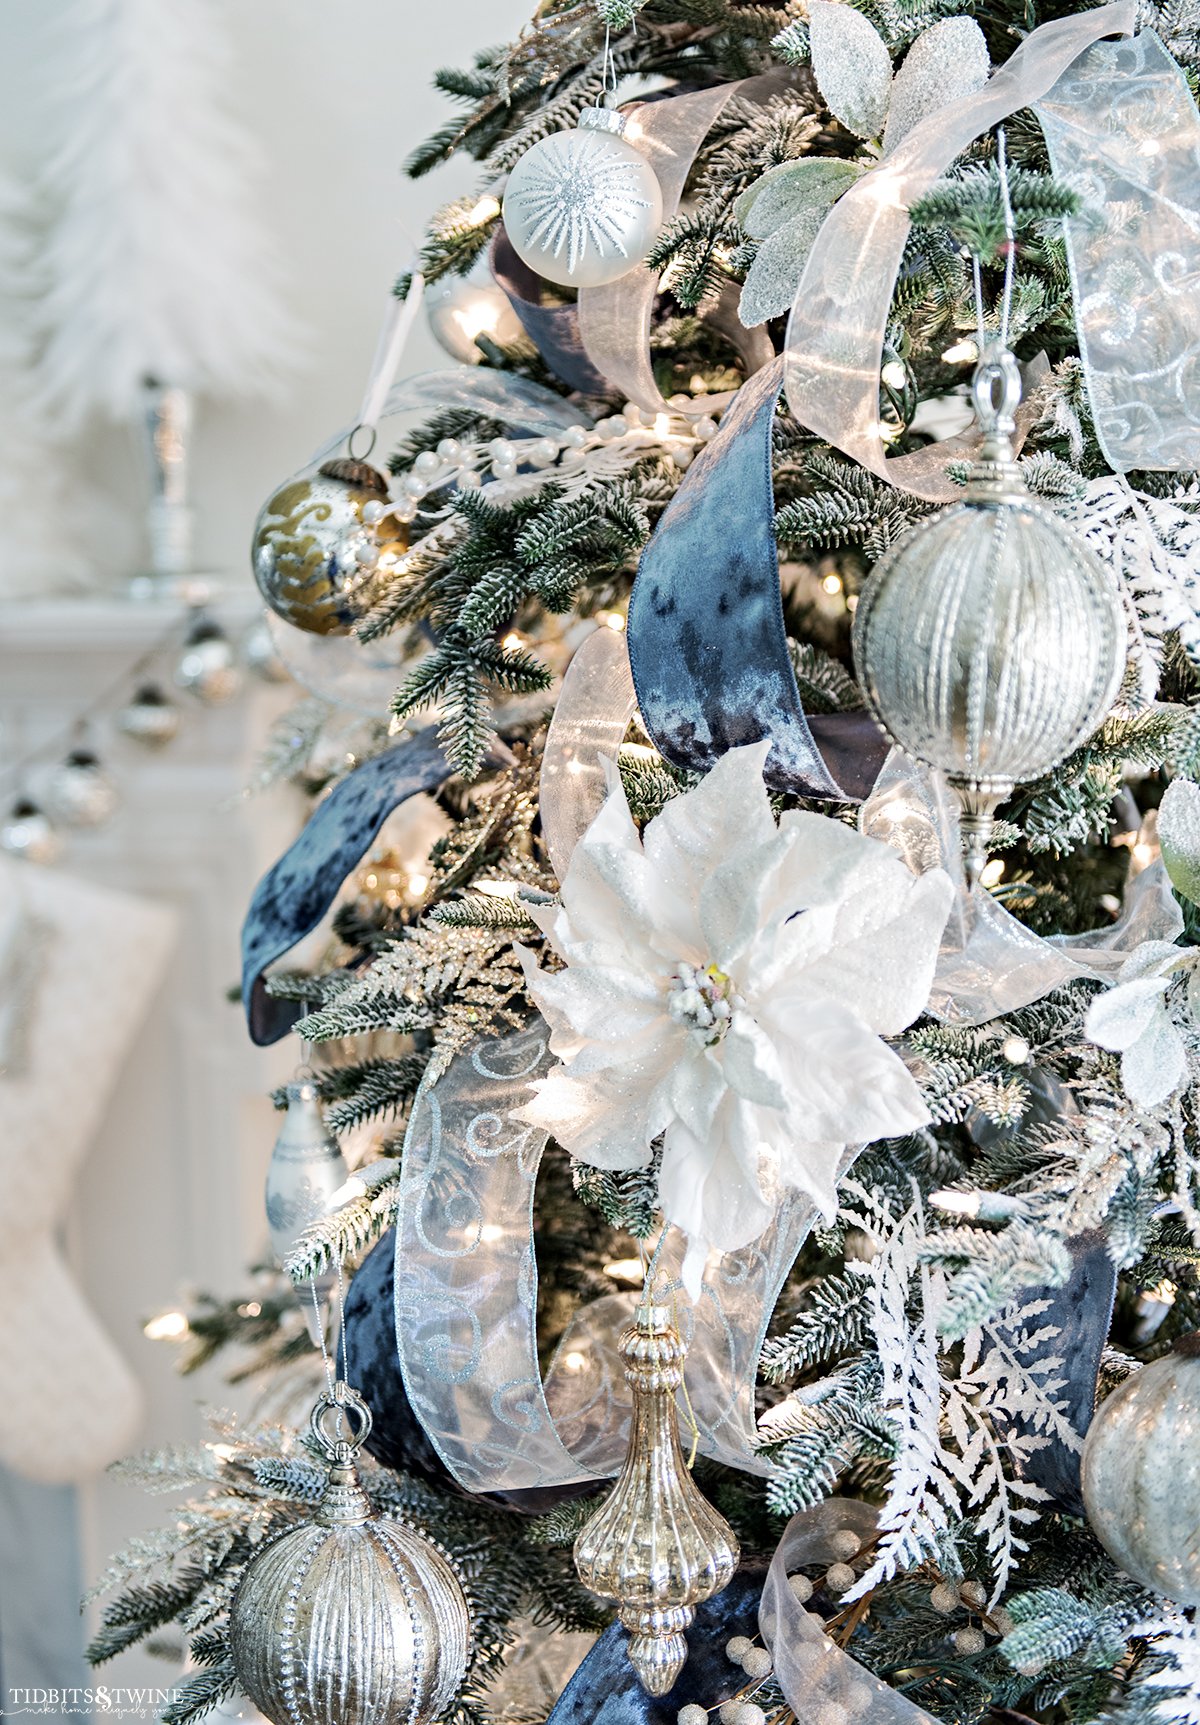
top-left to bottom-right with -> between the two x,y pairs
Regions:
990,1231 -> 1116,1516
546,1568 -> 768,1725
629,357 -> 889,803
240,728 -> 455,1046
491,229 -> 612,398
971,1071 -> 1115,1513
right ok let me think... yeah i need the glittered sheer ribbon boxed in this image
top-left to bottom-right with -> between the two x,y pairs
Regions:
783,2 -> 1140,499
391,1019 -> 843,1492
308,369 -> 587,468
1036,29 -> 1200,473
388,632 -> 871,1493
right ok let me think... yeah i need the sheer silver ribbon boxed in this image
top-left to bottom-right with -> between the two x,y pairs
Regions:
861,748 -> 1183,1024
577,75 -> 783,418
574,5 -> 1200,496
391,1016 -> 841,1491
760,1501 -> 942,1724
392,628 -> 862,1493
392,635 -> 1183,1496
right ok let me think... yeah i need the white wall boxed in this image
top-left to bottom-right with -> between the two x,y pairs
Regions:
0,0 -> 531,587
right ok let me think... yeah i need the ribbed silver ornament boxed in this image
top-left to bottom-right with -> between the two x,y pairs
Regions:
852,349 -> 1126,884
229,1383 -> 472,1725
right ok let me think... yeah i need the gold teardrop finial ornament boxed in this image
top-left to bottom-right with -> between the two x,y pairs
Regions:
229,1382 -> 472,1725
573,1297 -> 740,1695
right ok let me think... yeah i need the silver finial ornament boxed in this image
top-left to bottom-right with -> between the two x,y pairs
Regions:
265,1078 -> 348,1267
573,1297 -> 739,1695
852,346 -> 1126,886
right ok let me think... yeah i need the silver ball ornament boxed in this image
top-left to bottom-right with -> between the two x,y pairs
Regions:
176,616 -> 242,705
503,107 -> 663,289
118,683 -> 181,748
0,798 -> 61,864
251,456 -> 399,636
852,350 -> 1125,886
1081,1336 -> 1200,1604
44,749 -> 119,828
229,1384 -> 472,1725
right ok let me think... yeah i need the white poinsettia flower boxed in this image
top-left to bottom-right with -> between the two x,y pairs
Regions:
516,741 -> 954,1293
1085,938 -> 1198,1112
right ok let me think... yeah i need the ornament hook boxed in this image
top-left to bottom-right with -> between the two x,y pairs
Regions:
970,346 -> 1022,439
346,423 -> 378,463
310,1380 -> 373,1463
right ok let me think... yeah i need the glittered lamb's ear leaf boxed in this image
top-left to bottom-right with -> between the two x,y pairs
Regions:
1159,776 -> 1200,906
882,17 -> 991,154
735,158 -> 862,239
739,205 -> 838,326
734,171 -> 858,329
808,0 -> 892,141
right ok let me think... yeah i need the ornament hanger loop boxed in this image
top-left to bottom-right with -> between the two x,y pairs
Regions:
971,346 -> 1022,435
347,423 -> 378,462
310,1380 -> 373,1461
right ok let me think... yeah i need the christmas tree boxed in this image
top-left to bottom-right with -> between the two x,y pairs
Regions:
91,3 -> 1200,1723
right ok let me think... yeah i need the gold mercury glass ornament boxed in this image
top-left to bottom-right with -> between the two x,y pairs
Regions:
852,346 -> 1126,886
251,454 -> 407,637
573,1295 -> 740,1696
229,1382 -> 472,1725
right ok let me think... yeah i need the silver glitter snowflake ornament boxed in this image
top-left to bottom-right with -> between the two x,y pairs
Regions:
503,107 -> 663,288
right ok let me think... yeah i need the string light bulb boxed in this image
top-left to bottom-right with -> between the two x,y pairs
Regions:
144,1309 -> 190,1341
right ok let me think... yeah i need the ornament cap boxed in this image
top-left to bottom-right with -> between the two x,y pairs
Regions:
579,104 -> 629,138
964,347 -> 1025,502
318,455 -> 391,497
315,1457 -> 374,1527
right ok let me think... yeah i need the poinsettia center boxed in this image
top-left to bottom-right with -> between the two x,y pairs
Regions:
667,961 -> 743,1045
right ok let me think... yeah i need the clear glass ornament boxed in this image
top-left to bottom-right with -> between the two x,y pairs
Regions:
426,270 -> 524,364
117,683 -> 181,748
175,613 -> 242,705
852,349 -> 1126,885
264,1078 -> 348,1272
229,1383 -> 472,1725
573,1297 -> 740,1695
251,455 -> 407,637
503,107 -> 663,289
240,619 -> 291,684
